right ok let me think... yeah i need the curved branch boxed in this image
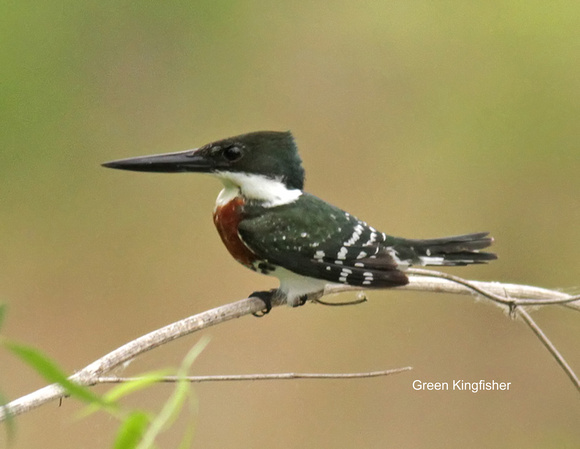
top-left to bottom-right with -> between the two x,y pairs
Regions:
1,273 -> 578,422
1,296 -> 277,421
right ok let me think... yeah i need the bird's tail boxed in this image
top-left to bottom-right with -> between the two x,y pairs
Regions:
395,232 -> 497,266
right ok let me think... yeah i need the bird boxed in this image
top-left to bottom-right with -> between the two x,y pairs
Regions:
103,130 -> 496,314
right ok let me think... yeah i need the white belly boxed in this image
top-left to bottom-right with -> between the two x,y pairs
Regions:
273,267 -> 329,307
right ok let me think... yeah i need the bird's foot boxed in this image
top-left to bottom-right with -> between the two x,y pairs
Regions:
250,289 -> 277,317
250,291 -> 319,315
297,294 -> 309,306
286,293 -> 315,307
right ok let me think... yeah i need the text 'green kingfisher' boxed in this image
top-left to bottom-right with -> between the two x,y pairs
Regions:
103,131 -> 496,314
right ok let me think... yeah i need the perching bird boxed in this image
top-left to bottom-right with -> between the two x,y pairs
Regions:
103,131 -> 496,314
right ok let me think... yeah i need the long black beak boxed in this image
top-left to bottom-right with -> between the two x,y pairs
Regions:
102,149 -> 211,173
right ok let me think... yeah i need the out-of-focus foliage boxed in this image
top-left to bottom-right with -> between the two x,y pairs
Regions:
2,331 -> 206,448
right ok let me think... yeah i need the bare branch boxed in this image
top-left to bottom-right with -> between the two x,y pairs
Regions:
324,269 -> 580,310
1,272 -> 578,422
516,307 -> 580,391
405,269 -> 580,308
1,296 -> 277,421
95,367 -> 413,384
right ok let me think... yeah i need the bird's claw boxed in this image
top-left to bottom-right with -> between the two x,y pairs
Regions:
250,289 -> 276,317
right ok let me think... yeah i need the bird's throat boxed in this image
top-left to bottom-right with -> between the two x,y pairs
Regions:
215,172 -> 302,207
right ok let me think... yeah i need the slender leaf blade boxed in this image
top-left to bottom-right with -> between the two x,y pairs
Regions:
114,411 -> 150,449
5,341 -> 110,407
0,304 -> 6,331
0,391 -> 17,445
136,337 -> 210,449
104,370 -> 171,403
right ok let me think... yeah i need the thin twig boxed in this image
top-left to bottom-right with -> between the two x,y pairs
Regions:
95,368 -> 413,384
516,307 -> 580,392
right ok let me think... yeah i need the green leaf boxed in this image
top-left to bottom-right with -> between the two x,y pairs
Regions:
136,337 -> 210,449
177,392 -> 199,449
4,341 -> 111,408
177,421 -> 196,449
114,411 -> 150,449
0,391 -> 17,445
80,370 -> 170,420
104,370 -> 171,403
0,304 -> 6,331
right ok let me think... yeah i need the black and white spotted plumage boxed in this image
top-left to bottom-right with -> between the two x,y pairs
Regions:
238,193 -> 495,301
239,193 -> 407,289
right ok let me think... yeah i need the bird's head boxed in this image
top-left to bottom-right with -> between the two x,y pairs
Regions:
102,131 -> 305,191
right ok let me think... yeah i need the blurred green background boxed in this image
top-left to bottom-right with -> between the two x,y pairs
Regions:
1,1 -> 579,448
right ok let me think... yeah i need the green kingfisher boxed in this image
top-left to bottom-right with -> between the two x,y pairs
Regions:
103,131 -> 496,313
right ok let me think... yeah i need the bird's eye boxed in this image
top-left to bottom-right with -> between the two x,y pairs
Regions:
223,145 -> 243,162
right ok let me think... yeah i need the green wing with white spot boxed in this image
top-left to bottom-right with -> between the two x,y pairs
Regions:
238,193 -> 409,288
